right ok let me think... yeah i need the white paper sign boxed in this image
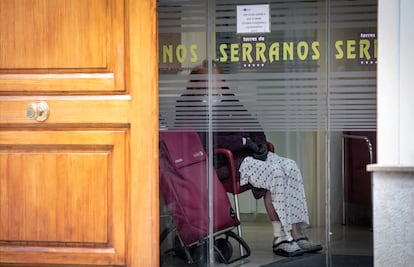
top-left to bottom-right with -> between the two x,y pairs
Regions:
237,4 -> 270,34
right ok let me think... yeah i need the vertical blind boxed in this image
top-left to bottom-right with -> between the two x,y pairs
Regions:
158,0 -> 377,132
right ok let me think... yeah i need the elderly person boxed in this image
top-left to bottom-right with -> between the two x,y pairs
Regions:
190,60 -> 322,257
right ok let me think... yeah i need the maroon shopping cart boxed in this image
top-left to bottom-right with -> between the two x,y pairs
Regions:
159,131 -> 250,266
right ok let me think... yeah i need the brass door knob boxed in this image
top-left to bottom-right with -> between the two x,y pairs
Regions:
26,101 -> 50,122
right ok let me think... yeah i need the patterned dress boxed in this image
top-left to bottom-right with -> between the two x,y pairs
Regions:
239,152 -> 310,233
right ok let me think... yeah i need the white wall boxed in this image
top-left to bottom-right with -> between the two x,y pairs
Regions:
378,0 -> 414,165
372,1 -> 414,266
399,1 -> 414,163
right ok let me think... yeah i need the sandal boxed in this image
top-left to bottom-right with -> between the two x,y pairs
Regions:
294,237 -> 322,253
272,240 -> 304,257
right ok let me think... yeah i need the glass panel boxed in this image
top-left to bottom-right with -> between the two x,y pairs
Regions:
159,1 -> 376,266
327,0 -> 376,266
158,1 -> 212,266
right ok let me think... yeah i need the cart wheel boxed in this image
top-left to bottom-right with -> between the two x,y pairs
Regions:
191,243 -> 208,267
214,238 -> 233,263
173,236 -> 186,260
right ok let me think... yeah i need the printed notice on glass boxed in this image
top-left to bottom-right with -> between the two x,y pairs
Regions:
237,4 -> 270,34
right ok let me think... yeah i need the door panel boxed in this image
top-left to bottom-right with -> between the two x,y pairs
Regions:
0,0 -> 125,93
0,130 -> 127,265
0,0 -> 159,266
0,0 -> 107,69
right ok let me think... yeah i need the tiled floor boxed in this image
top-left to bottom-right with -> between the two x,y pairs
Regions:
160,217 -> 373,267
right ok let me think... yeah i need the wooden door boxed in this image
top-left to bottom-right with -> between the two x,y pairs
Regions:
0,1 -> 159,266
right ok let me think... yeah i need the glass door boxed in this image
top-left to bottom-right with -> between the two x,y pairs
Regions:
158,1 -> 376,266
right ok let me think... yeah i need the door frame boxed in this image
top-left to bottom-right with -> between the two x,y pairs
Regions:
127,0 -> 159,265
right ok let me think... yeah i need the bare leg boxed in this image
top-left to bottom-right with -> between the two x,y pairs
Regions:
291,223 -> 304,240
264,190 -> 279,221
265,191 -> 305,239
263,188 -> 322,254
265,190 -> 304,256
